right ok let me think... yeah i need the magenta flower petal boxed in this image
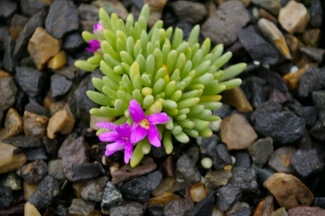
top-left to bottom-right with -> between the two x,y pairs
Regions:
86,39 -> 101,52
96,122 -> 117,130
124,143 -> 133,163
148,125 -> 161,147
105,140 -> 125,156
116,123 -> 132,137
94,23 -> 104,32
129,100 -> 146,123
147,113 -> 170,125
98,131 -> 119,142
130,125 -> 148,143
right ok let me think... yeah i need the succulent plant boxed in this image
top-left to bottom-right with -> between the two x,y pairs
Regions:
75,4 -> 246,166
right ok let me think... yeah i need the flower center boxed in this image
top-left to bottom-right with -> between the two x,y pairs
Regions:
139,119 -> 150,129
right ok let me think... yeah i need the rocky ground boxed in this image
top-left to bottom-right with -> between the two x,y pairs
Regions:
0,0 -> 325,215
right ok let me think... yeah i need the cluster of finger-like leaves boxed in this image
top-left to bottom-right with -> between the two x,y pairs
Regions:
75,4 -> 246,154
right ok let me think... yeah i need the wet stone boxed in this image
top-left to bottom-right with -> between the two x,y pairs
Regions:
300,47 -> 325,63
23,111 -> 49,138
171,1 -> 207,24
19,160 -> 48,184
213,144 -> 232,169
176,154 -> 201,183
20,0 -> 51,18
0,0 -> 17,18
291,148 -> 324,178
45,0 -> 79,39
110,202 -> 145,216
28,175 -> 59,209
230,167 -> 258,192
251,0 -> 280,15
248,137 -> 273,166
81,176 -> 108,202
62,32 -> 85,54
311,0 -> 323,28
3,36 -> 18,72
0,186 -> 13,209
0,76 -> 17,111
24,147 -> 49,161
205,170 -> 232,191
25,101 -> 50,117
4,108 -> 23,138
312,90 -> 325,127
68,199 -> 95,216
188,191 -> 214,216
299,67 -> 325,97
50,74 -> 72,98
3,135 -> 42,148
215,184 -> 242,211
121,170 -> 162,202
288,206 -> 325,216
48,159 -> 65,181
0,172 -> 22,191
15,66 -> 47,97
164,199 -> 194,216
268,146 -> 296,173
47,109 -> 75,139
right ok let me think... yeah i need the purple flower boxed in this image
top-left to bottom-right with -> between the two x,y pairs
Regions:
128,99 -> 170,147
94,23 -> 104,33
97,122 -> 135,163
86,39 -> 101,52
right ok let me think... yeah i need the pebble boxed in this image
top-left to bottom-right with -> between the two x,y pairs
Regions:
278,1 -> 309,34
253,195 -> 274,216
25,147 -> 49,162
263,173 -> 314,209
0,172 -> 22,191
47,109 -> 75,139
19,160 -> 48,184
283,64 -> 314,91
23,111 -> 49,138
100,181 -> 123,214
110,202 -> 145,216
220,113 -> 258,150
47,50 -> 67,70
0,0 -> 17,18
0,186 -> 13,209
258,8 -> 277,22
121,170 -> 162,202
300,46 -> 325,64
25,101 -> 50,117
111,157 -> 157,184
62,32 -> 85,54
81,176 -> 109,202
9,14 -> 29,41
250,101 -> 282,122
201,157 -> 213,169
0,76 -> 17,111
0,142 -> 27,174
50,74 -> 72,98
3,135 -> 42,148
15,66 -> 47,97
92,0 -> 128,20
190,183 -> 207,203
48,159 -> 65,181
186,145 -> 200,165
216,184 -> 242,211
312,90 -> 325,126
52,66 -> 78,80
313,197 -> 325,208
164,198 -> 194,216
229,206 -> 251,216
310,120 -> 325,141
187,191 -> 214,216
285,34 -> 306,67
258,68 -> 288,93
45,0 -> 79,39
4,108 -> 23,138
311,0 -> 323,28
230,167 -> 258,192
147,192 -> 180,205
288,206 -> 325,216
3,36 -> 17,72
251,0 -> 281,15
268,146 -> 296,173
234,151 -> 251,168
24,181 -> 39,200
202,0 -> 250,46
271,207 -> 288,216
238,25 -> 280,65
247,137 -> 273,166
146,204 -> 164,216
199,134 -> 219,157
68,198 -> 95,216
171,1 -> 207,24
176,154 -> 201,183
152,177 -> 177,197
24,202 -> 41,216
291,148 -> 324,178
213,104 -> 233,119
20,0 -> 50,17
213,144 -> 232,169
221,87 -> 253,112
303,28 -> 321,47
74,77 -> 97,118
77,3 -> 99,21
299,67 -> 325,97
28,175 -> 60,209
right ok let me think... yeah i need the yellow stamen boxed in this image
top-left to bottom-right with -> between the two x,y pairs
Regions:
139,119 -> 150,129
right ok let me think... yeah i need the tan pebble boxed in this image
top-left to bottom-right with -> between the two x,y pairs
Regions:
5,108 -> 23,138
253,195 -> 274,216
90,115 -> 115,131
0,142 -> 27,174
25,202 -> 41,216
47,109 -> 75,139
263,172 -> 314,209
278,1 -> 310,33
43,93 -> 56,110
49,101 -> 69,116
212,205 -> 225,216
23,111 -> 49,138
23,181 -> 40,200
221,87 -> 252,112
283,64 -> 317,91
47,50 -> 67,70
152,176 -> 177,197
147,192 -> 180,205
190,182 -> 207,202
27,27 -> 61,70
271,207 -> 287,216
220,113 -> 258,150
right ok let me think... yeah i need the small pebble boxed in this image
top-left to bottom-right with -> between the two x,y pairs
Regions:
47,50 -> 67,70
4,108 -> 23,138
68,199 -> 95,216
268,146 -> 296,173
47,109 -> 75,139
201,157 -> 213,169
0,142 -> 27,174
190,182 -> 207,202
24,202 -> 41,216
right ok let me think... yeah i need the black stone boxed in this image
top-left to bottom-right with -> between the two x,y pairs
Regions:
146,204 -> 165,216
237,25 -> 280,65
251,101 -> 282,122
15,66 -> 47,97
45,0 -> 79,39
312,91 -> 325,126
269,88 -> 291,104
297,129 -> 312,149
25,147 -> 49,161
314,197 -> 325,209
150,146 -> 167,159
50,74 -> 72,98
300,47 -> 325,64
230,167 -> 258,192
0,76 -> 17,111
0,0 -> 17,18
52,66 -> 77,80
14,90 -> 29,115
215,184 -> 242,211
311,0 -> 323,28
252,164 -> 274,184
234,151 -> 251,168
176,154 -> 201,183
3,36 -> 18,72
258,68 -> 288,92
248,137 -> 273,166
188,192 -> 214,216
100,181 -> 123,212
19,160 -> 48,184
20,0 -> 50,18
74,76 -> 97,118
62,32 -> 85,53
213,104 -> 233,119
229,206 -> 251,216
300,106 -> 318,126
25,101 -> 50,117
310,120 -> 325,141
200,134 -> 219,157
43,136 -> 63,158
213,144 -> 232,169
28,175 -> 59,209
186,146 -> 199,165
299,67 -> 325,97
110,202 -> 145,216
121,170 -> 162,202
291,149 -> 324,178
253,111 -> 305,144
3,135 -> 42,148
0,186 -> 13,209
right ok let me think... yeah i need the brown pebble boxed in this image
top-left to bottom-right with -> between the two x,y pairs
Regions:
283,64 -> 317,91
253,195 -> 274,216
268,146 -> 296,173
302,28 -> 321,47
5,108 -> 23,138
24,202 -> 41,216
49,101 -> 69,116
47,50 -> 67,70
0,141 -> 27,174
259,8 -> 277,22
23,111 -> 49,138
47,109 -> 75,139
222,87 -> 252,112
190,182 -> 207,202
205,169 -> 232,191
147,192 -> 180,205
288,206 -> 325,216
152,177 -> 177,197
163,155 -> 175,177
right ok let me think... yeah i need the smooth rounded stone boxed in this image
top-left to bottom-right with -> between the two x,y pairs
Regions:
4,108 -> 23,138
300,47 -> 325,64
230,167 -> 258,192
20,0 -> 50,17
110,202 -> 145,216
253,195 -> 274,216
251,0 -> 280,15
68,199 -> 95,216
199,134 -> 219,158
303,28 -> 321,47
313,91 -> 325,126
164,198 -> 194,216
61,136 -> 100,182
213,144 -> 232,169
258,18 -> 291,59
111,157 -> 157,184
283,64 -> 314,91
14,8 -> 48,59
0,0 -> 17,18
263,173 -> 314,209
176,154 -> 201,183
288,206 -> 325,216
201,157 -> 213,169
19,160 -> 48,184
247,137 -> 273,166
215,184 -> 242,211
3,36 -> 18,72
100,181 -> 123,214
48,159 -> 65,181
152,177 -> 177,197
220,113 -> 258,150
253,111 -> 305,144
121,170 -> 163,202
291,148 -> 324,178
0,76 -> 17,111
78,3 -> 99,21
50,74 -> 72,98
190,182 -> 207,202
0,172 -> 22,191
311,0 -> 323,28
187,192 -> 214,216
23,111 -> 48,138
45,0 -> 79,39
278,1 -> 309,34
171,1 -> 207,24
15,66 -> 47,97
81,176 -> 108,202
202,0 -> 250,46
268,146 -> 296,173
25,202 -> 41,216
28,175 -> 59,209
147,192 -> 180,205
0,142 -> 27,174
0,186 -> 13,209
146,204 -> 165,216
47,50 -> 67,70
3,135 -> 42,148
221,87 -> 253,112
298,67 -> 325,97
47,109 -> 75,139
237,25 -> 280,65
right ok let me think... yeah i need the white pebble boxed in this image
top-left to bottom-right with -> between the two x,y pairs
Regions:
252,7 -> 259,19
231,156 -> 236,164
201,157 -> 213,169
210,119 -> 222,132
290,66 -> 299,73
253,60 -> 260,66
